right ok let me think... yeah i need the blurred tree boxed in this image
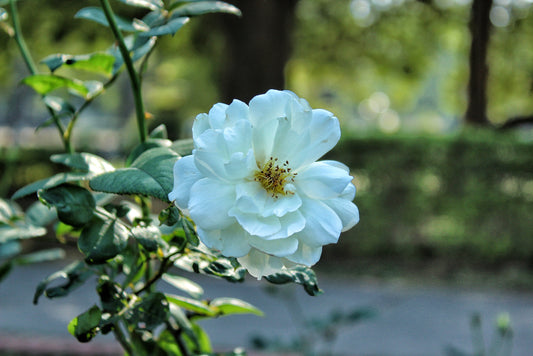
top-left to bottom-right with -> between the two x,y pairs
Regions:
465,0 -> 492,126
214,0 -> 299,103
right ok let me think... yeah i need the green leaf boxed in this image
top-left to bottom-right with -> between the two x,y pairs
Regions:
181,217 -> 199,246
126,138 -> 172,166
144,16 -> 189,37
75,7 -> 137,32
0,198 -> 21,224
43,96 -> 75,115
188,323 -> 212,353
109,35 -> 156,74
132,18 -> 150,32
158,205 -> 181,226
116,0 -> 163,10
149,124 -> 168,139
210,297 -> 263,316
0,224 -> 47,244
97,278 -> 125,313
25,201 -> 57,227
38,185 -> 96,227
170,138 -> 193,156
132,225 -> 166,252
156,329 -> 182,355
22,74 -> 89,97
126,292 -> 170,330
33,261 -> 93,304
0,261 -> 13,283
12,172 -> 91,200
170,1 -> 241,17
168,304 -> 200,350
162,273 -> 204,299
0,241 -> 21,259
51,152 -> 115,174
0,8 -> 7,22
68,305 -> 102,343
90,147 -> 179,201
265,266 -> 322,296
165,294 -> 216,317
78,216 -> 129,264
14,248 -> 65,265
42,53 -> 116,76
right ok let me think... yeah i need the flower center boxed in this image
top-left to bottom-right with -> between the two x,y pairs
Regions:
254,157 -> 296,198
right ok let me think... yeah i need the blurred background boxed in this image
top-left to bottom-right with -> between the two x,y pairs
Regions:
3,0 -> 533,285
2,0 -> 533,354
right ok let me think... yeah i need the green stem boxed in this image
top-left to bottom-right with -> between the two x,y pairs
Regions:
9,0 -> 36,74
9,0 -> 73,153
63,73 -> 119,145
165,322 -> 192,356
99,0 -> 148,143
113,321 -> 134,355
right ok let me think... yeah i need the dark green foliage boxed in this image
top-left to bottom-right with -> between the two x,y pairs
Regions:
33,261 -> 93,304
78,216 -> 129,264
328,131 -> 533,267
90,147 -> 179,202
266,266 -> 322,296
68,305 -> 103,343
38,184 -> 96,227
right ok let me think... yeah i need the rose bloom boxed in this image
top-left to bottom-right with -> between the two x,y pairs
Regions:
169,90 -> 359,278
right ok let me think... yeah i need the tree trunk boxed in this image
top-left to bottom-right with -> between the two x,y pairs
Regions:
217,0 -> 299,103
465,0 -> 493,126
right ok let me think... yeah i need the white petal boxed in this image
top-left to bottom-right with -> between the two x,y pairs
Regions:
269,115 -> 311,164
234,181 -> 268,215
223,150 -> 256,181
189,178 -> 235,230
290,109 -> 341,169
222,119 -> 253,155
341,182 -> 356,201
248,235 -> 298,257
248,90 -> 294,127
168,155 -> 203,209
208,102 -> 228,129
264,210 -> 306,240
324,197 -> 359,232
238,248 -> 285,279
296,161 -> 353,200
228,208 -> 281,237
294,198 -> 343,247
249,90 -> 295,164
225,99 -> 249,125
251,117 -> 278,165
234,178 -> 302,218
192,113 -> 211,141
260,192 -> 302,218
194,120 -> 254,182
285,243 -> 322,266
197,225 -> 251,257
194,148 -> 230,183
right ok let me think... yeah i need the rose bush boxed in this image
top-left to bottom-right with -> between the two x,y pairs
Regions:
169,89 -> 359,278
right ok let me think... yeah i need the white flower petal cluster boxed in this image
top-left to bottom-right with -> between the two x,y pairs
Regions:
169,90 -> 359,278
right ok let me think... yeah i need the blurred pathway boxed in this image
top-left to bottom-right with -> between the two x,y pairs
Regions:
1,262 -> 533,356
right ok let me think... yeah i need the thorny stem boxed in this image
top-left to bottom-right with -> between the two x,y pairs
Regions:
99,0 -> 148,143
9,0 -> 72,153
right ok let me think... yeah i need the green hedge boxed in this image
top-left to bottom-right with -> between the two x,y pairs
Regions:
4,131 -> 533,268
327,131 -> 533,267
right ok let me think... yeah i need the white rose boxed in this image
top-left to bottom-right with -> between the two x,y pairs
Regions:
169,90 -> 359,278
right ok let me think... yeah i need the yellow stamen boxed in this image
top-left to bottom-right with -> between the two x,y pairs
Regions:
254,157 -> 296,198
